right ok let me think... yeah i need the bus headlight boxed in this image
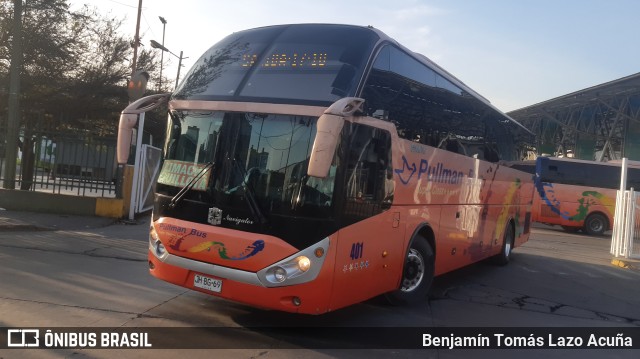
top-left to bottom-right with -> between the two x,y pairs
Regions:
149,225 -> 159,244
297,256 -> 311,272
273,267 -> 287,282
257,237 -> 330,287
149,225 -> 168,259
156,241 -> 166,256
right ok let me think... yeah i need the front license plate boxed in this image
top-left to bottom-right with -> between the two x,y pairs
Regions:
193,274 -> 222,293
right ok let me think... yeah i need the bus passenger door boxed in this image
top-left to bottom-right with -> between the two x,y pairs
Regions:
329,124 -> 405,309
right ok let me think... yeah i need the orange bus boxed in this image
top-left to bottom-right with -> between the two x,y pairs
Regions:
117,24 -> 534,314
508,157 -> 640,235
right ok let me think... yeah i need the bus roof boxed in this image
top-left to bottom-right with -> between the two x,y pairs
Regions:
174,23 -> 532,137
539,156 -> 639,167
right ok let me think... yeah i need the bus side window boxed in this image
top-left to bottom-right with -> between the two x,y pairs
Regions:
437,136 -> 467,156
345,124 -> 392,217
483,145 -> 499,163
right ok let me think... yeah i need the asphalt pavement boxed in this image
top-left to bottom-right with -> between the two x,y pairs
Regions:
0,208 -> 638,271
1,209 -> 640,358
0,208 -> 115,231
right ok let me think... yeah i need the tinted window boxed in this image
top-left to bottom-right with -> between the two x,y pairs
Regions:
173,25 -> 379,105
504,161 -> 536,174
163,111 -> 337,219
343,123 -> 393,221
536,157 -> 640,189
361,45 -> 531,161
390,47 -> 437,88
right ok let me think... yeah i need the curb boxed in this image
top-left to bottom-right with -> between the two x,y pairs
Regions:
0,224 -> 52,232
0,217 -> 118,232
611,258 -> 640,272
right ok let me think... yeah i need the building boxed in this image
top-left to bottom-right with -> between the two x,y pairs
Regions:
508,73 -> 640,161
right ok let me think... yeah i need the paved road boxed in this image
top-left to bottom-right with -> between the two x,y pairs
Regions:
0,219 -> 638,358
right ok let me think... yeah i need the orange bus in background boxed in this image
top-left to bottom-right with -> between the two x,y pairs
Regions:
508,157 -> 640,235
118,24 -> 535,314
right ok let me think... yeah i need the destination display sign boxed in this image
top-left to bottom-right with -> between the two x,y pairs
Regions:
157,160 -> 211,191
241,52 -> 328,68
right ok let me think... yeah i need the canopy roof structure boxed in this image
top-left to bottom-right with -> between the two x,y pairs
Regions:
508,72 -> 640,161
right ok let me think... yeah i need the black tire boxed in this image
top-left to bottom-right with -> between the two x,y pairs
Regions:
583,213 -> 608,236
561,225 -> 581,233
493,223 -> 514,266
385,235 -> 434,305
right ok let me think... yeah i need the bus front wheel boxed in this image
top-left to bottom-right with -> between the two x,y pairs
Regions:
584,213 -> 608,236
385,235 -> 434,305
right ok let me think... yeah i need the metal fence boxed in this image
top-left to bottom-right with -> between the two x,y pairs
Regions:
0,130 -> 118,198
611,189 -> 640,259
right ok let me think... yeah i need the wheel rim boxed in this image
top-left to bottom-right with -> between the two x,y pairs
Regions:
504,238 -> 512,258
401,248 -> 425,292
590,220 -> 603,233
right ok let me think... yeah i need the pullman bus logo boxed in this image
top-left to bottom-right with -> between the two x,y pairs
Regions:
208,207 -> 222,225
7,329 -> 40,347
395,155 -> 466,185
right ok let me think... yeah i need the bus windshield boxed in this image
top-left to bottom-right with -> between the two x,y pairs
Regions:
160,110 -> 337,219
172,24 -> 379,105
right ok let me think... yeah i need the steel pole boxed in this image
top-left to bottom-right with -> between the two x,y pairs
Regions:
175,51 -> 183,89
130,0 -> 143,77
159,21 -> 165,91
4,0 -> 23,189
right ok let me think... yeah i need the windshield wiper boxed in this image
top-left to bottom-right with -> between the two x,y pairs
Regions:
231,158 -> 267,226
168,162 -> 214,209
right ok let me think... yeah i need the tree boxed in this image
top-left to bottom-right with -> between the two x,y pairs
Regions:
1,0 -> 168,189
1,1 -> 162,135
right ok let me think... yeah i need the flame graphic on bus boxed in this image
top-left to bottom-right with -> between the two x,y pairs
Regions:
534,179 -> 614,221
570,191 -> 615,221
187,240 -> 266,260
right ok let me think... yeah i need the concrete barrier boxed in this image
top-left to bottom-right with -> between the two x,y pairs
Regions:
0,189 -> 125,218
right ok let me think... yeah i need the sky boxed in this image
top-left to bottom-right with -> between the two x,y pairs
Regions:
69,0 -> 640,112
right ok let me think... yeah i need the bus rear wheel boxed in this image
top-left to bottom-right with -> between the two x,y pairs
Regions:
584,213 -> 608,236
493,223 -> 514,266
385,235 -> 434,305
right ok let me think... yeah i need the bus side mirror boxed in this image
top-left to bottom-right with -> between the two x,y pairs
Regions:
307,114 -> 344,178
116,93 -> 171,164
308,97 -> 364,178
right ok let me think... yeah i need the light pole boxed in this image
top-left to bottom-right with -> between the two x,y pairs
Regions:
150,40 -> 186,90
4,0 -> 23,189
130,0 -> 143,78
158,16 -> 167,91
